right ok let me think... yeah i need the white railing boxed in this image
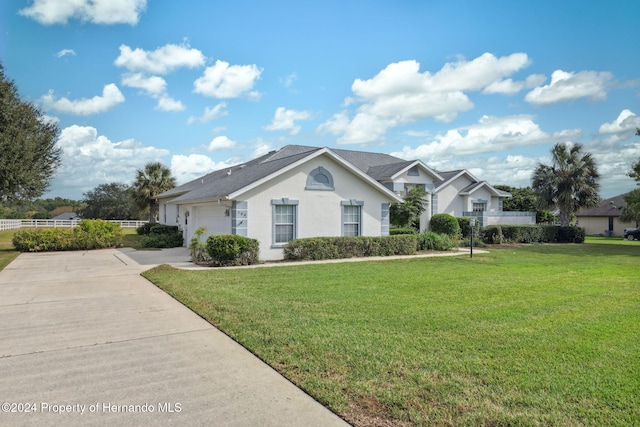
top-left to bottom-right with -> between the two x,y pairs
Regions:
463,211 -> 536,226
0,219 -> 148,229
0,219 -> 22,231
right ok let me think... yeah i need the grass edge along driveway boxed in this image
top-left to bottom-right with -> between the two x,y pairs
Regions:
143,241 -> 640,427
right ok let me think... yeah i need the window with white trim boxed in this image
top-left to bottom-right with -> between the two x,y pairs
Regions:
341,200 -> 363,236
272,199 -> 298,245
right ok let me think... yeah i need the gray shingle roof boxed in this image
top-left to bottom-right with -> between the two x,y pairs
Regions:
576,194 -> 627,217
161,146 -> 322,203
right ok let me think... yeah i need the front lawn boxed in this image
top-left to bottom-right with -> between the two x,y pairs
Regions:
143,242 -> 640,426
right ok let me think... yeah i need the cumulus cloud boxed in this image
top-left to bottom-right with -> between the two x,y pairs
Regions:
598,109 -> 640,135
193,60 -> 262,99
155,95 -> 185,112
121,72 -> 185,112
20,0 -> 146,25
525,70 -> 613,105
317,52 -> 531,145
482,74 -> 546,95
40,84 -> 125,115
264,107 -> 311,135
115,43 -> 205,74
187,102 -> 228,124
390,115 -> 580,160
206,136 -> 236,151
170,154 -> 234,184
50,125 -> 169,197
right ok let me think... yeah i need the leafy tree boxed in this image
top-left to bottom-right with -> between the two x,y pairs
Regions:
0,63 -> 61,203
620,128 -> 640,225
79,182 -> 141,220
390,186 -> 428,230
132,162 -> 176,223
532,143 -> 600,226
495,185 -> 556,224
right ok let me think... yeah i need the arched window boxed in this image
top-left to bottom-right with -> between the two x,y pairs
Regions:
306,166 -> 334,190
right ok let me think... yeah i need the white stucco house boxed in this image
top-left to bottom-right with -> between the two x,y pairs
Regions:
157,145 -> 534,260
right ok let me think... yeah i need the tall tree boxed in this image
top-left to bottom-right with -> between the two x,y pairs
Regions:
80,183 -> 141,220
0,63 -> 61,203
132,162 -> 176,223
495,185 -> 556,223
532,142 -> 600,226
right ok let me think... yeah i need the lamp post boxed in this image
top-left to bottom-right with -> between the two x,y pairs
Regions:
469,218 -> 476,258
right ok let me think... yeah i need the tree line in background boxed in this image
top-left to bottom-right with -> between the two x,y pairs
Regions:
1,62 -> 639,227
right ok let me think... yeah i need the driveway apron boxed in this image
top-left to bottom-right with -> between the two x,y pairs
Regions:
0,249 -> 349,426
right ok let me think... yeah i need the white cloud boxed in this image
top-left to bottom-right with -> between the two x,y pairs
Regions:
50,125 -> 169,197
121,73 -> 166,96
56,49 -> 76,58
20,0 -> 146,25
390,115 -> 580,160
170,154 -> 233,184
206,136 -> 236,151
155,95 -> 185,112
482,74 -> 546,95
525,70 -> 613,105
187,102 -> 228,124
264,107 -> 311,135
317,53 -> 531,145
598,109 -> 640,135
40,84 -> 125,115
193,60 -> 262,98
115,43 -> 205,74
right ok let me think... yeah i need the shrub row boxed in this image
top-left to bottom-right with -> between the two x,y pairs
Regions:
206,234 -> 260,267
417,231 -> 457,251
283,235 -> 417,261
137,223 -> 184,248
12,219 -> 123,252
480,225 -> 585,244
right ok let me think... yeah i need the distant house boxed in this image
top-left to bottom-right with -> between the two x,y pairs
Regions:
157,145 -> 534,260
576,194 -> 636,236
51,212 -> 81,221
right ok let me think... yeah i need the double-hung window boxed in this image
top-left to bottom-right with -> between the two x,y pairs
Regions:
341,200 -> 363,236
272,199 -> 298,246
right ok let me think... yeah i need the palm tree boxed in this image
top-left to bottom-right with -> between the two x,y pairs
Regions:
133,162 -> 176,223
532,143 -> 600,226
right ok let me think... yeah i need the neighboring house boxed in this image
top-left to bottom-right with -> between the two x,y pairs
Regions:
576,194 -> 636,237
157,145 -> 534,260
51,212 -> 81,221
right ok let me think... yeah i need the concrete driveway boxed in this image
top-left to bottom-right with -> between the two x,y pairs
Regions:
0,249 -> 349,426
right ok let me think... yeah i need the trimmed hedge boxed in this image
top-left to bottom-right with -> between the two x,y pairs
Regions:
417,231 -> 457,251
206,234 -> 260,267
283,235 -> 417,261
480,225 -> 585,244
12,219 -> 123,252
137,224 -> 184,248
390,227 -> 418,235
430,213 -> 461,237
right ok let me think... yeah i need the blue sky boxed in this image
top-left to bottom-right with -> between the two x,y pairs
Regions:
2,0 -> 640,200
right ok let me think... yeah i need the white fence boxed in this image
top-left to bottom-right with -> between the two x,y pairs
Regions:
0,219 -> 22,231
0,219 -> 148,231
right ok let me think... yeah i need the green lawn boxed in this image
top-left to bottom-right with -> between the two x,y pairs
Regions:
143,240 -> 640,426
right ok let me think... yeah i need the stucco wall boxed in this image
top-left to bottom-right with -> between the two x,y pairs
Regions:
240,154 -> 395,260
577,216 -> 636,237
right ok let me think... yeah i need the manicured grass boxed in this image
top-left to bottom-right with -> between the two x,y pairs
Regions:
143,241 -> 640,426
0,229 -> 20,270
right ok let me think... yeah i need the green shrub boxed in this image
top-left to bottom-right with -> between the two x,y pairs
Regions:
283,235 -> 417,261
430,214 -> 460,237
479,225 -> 585,244
206,234 -> 260,266
12,219 -> 123,252
418,231 -> 457,251
189,227 -> 211,263
138,224 -> 184,248
390,227 -> 418,235
557,226 -> 585,243
136,222 -> 154,235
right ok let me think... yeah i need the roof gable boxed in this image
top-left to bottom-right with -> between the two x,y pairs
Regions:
576,194 -> 627,217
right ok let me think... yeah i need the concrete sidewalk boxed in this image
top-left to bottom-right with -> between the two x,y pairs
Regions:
0,249 -> 349,426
